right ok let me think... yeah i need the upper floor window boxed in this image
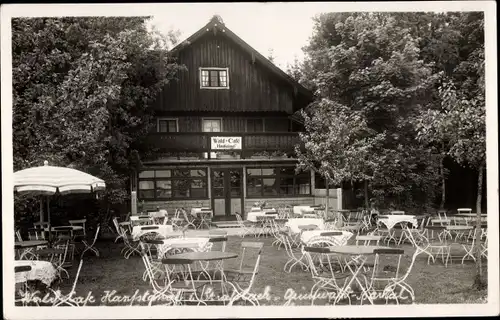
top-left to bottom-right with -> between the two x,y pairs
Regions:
202,118 -> 222,132
157,118 -> 178,133
246,118 -> 264,132
200,67 -> 229,89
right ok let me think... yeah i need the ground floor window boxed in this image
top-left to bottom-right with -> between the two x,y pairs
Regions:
246,166 -> 311,198
138,168 -> 208,200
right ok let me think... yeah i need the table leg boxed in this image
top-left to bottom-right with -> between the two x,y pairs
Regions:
334,255 -> 374,305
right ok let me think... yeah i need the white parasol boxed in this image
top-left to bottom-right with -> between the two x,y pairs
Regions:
14,161 -> 106,232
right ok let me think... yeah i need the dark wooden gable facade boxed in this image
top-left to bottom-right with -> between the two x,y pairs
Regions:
154,16 -> 312,115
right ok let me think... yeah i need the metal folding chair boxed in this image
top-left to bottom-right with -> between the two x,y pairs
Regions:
36,240 -> 70,279
68,219 -> 87,239
15,265 -> 35,306
81,224 -> 100,258
139,244 -> 179,306
235,213 -> 257,238
226,242 -> 264,306
302,246 -> 351,305
281,230 -> 308,273
407,225 -> 450,267
50,259 -> 84,306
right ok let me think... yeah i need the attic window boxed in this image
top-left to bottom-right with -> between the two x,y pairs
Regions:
199,67 -> 229,89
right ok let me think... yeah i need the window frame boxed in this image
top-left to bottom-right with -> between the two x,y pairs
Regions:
245,166 -> 311,198
199,67 -> 230,89
157,118 -> 179,133
201,118 -> 223,132
138,168 -> 208,201
245,118 -> 265,132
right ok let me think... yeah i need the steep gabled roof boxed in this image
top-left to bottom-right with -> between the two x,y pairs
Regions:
169,15 -> 312,99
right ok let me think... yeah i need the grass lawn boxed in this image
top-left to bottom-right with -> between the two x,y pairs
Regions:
27,230 -> 487,306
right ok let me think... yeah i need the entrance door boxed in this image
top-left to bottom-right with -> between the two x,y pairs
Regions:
211,168 -> 243,218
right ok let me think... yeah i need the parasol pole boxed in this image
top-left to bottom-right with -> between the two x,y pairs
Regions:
47,195 -> 51,242
39,198 -> 44,223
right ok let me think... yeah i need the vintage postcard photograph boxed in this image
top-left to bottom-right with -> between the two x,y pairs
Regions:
1,1 -> 498,319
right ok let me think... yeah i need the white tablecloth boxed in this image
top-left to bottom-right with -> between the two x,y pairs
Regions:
378,215 -> 417,230
15,260 -> 57,286
191,208 -> 212,217
301,230 -> 353,245
293,206 -> 315,215
149,210 -> 168,219
158,237 -> 211,257
285,218 -> 325,234
132,225 -> 174,240
246,208 -> 277,222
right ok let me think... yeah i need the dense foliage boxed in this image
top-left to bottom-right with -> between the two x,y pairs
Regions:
294,12 -> 485,213
12,17 -> 184,226
293,11 -> 486,287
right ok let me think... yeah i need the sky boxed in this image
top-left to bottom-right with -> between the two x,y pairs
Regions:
147,3 -> 331,71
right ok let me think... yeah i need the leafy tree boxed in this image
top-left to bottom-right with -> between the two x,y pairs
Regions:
299,12 -> 442,210
412,12 -> 485,288
296,100 -> 384,211
12,17 -> 184,225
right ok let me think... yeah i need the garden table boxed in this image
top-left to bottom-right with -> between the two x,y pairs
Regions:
164,251 -> 238,302
14,260 -> 57,287
15,240 -> 49,259
328,245 -> 391,305
301,230 -> 353,246
130,215 -> 153,227
443,225 -> 473,241
158,237 -> 211,258
191,207 -> 211,217
149,210 -> 168,224
246,208 -> 277,222
377,215 -> 417,244
286,218 -> 325,234
132,224 -> 173,241
293,205 -> 315,215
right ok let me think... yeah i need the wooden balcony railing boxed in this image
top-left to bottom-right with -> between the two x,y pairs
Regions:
146,132 -> 303,158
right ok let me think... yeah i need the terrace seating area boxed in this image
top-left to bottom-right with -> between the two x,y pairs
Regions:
13,206 -> 488,306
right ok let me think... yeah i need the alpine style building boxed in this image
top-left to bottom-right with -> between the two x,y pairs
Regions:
131,15 -> 342,220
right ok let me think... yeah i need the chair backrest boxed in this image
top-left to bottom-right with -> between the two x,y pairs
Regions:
209,236 -> 228,252
238,242 -> 264,288
371,248 -> 404,281
356,235 -> 382,246
54,240 -> 70,266
298,224 -> 319,232
141,226 -> 160,230
15,265 -> 32,273
34,222 -> 49,228
302,245 -> 337,281
16,230 -> 23,242
209,229 -> 228,237
69,219 -> 86,225
390,211 -> 405,215
69,219 -> 87,235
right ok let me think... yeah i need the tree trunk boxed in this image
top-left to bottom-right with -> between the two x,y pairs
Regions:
473,161 -> 486,289
325,182 -> 330,220
440,155 -> 446,209
364,180 -> 369,209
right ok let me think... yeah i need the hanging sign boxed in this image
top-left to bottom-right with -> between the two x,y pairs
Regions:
210,136 -> 242,150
